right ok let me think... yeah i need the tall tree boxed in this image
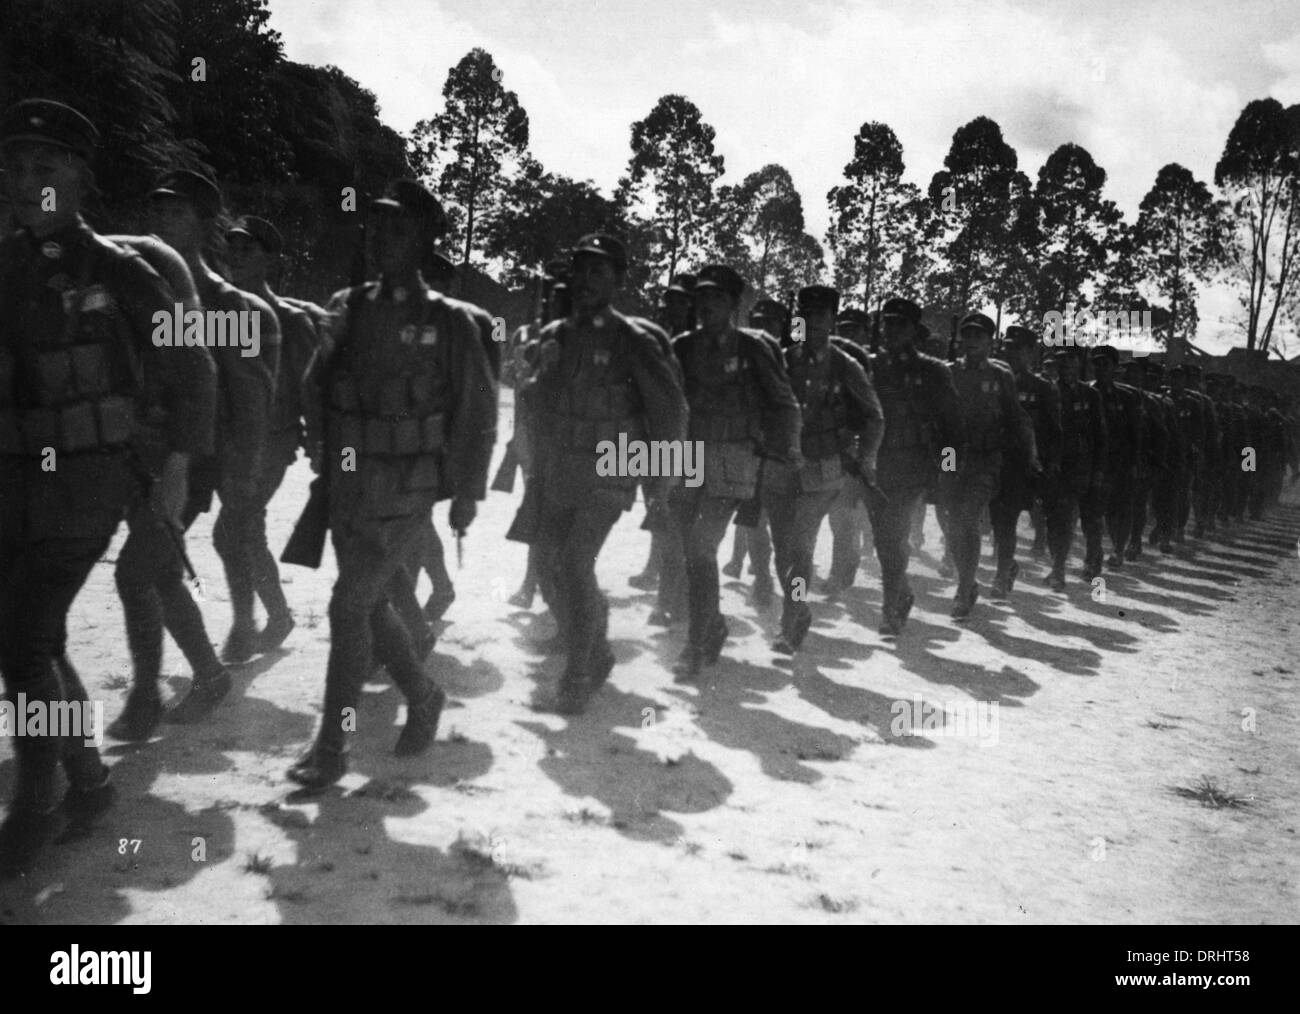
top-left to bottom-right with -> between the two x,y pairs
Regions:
926,117 -> 1023,325
1214,98 -> 1300,352
825,122 -> 921,312
619,94 -> 725,287
1033,143 -> 1122,321
1130,163 -> 1229,357
707,164 -> 812,292
409,48 -> 530,267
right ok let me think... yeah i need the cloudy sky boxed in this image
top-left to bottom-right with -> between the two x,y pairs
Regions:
270,0 -> 1300,347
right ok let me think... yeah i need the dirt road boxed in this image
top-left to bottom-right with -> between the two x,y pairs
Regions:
3,392 -> 1297,924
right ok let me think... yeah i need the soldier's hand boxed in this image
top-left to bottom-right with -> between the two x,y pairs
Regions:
151,453 -> 189,527
450,496 -> 477,534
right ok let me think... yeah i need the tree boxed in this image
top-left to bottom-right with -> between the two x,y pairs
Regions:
483,157 -> 618,287
926,117 -> 1023,325
825,122 -> 921,312
705,163 -> 818,293
1214,98 -> 1300,352
1129,163 -> 1229,357
409,48 -> 530,267
619,94 -> 725,287
1032,144 -> 1122,325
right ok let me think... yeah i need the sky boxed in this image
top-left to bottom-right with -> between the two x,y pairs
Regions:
269,0 -> 1300,348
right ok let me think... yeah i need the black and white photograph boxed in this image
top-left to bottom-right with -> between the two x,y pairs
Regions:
0,0 -> 1296,949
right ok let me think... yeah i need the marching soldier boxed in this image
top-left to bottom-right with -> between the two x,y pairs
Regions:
671,265 -> 800,679
764,286 -> 883,653
1044,347 -> 1107,591
287,179 -> 497,788
824,306 -> 877,595
1088,345 -> 1142,570
989,326 -> 1061,598
510,234 -> 686,712
868,298 -> 961,636
942,312 -> 1035,619
224,214 -> 316,652
1175,364 -> 1219,539
1118,357 -> 1166,561
0,101 -> 215,868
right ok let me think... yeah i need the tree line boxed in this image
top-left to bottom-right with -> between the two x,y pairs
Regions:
3,1 -> 1298,352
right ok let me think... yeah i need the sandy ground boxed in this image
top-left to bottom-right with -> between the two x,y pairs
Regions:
2,389 -> 1298,924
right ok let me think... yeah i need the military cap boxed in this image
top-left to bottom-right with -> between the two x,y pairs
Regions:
836,307 -> 869,326
881,297 -> 922,324
150,169 -> 223,219
425,250 -> 457,285
225,215 -> 282,255
958,311 -> 996,335
1004,325 -> 1038,348
797,285 -> 839,314
572,233 -> 628,273
666,272 -> 697,296
750,298 -> 790,322
694,264 -> 746,299
0,99 -> 99,162
1047,345 -> 1083,360
371,178 -> 448,237
1090,344 -> 1120,363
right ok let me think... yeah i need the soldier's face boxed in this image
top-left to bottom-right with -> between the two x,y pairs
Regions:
801,307 -> 835,342
1057,357 -> 1080,383
2,141 -> 85,232
368,209 -> 424,275
224,233 -> 270,287
838,323 -> 867,346
961,327 -> 991,361
881,315 -> 915,351
663,292 -> 693,331
148,197 -> 205,254
694,288 -> 735,330
570,254 -> 620,312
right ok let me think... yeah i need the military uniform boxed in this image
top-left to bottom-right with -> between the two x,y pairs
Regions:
1119,359 -> 1167,561
1088,347 -> 1142,571
0,100 -> 215,868
671,265 -> 799,677
867,299 -> 962,635
1045,349 -> 1107,589
290,181 -> 497,787
517,278 -> 686,707
825,312 -> 878,594
763,288 -> 883,653
989,327 -> 1061,598
941,313 -> 1034,619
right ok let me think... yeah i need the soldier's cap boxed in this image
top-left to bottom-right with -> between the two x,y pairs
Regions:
1003,325 -> 1038,348
426,250 -> 457,283
225,215 -> 282,255
571,233 -> 628,273
694,264 -> 746,299
1047,345 -> 1083,360
797,285 -> 840,314
836,307 -> 870,327
370,179 -> 448,237
666,272 -> 697,297
1090,344 -> 1120,363
881,296 -> 922,324
149,169 -> 223,219
1,99 -> 99,162
750,298 -> 791,322
958,311 -> 997,335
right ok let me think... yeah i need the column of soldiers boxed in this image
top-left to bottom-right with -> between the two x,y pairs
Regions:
4,98 -> 1299,875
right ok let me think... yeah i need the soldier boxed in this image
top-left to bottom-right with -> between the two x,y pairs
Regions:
144,169 -> 281,669
224,214 -> 316,652
510,233 -> 686,712
0,100 -> 215,869
988,326 -> 1061,598
764,286 -> 883,653
1088,345 -> 1142,570
670,265 -> 800,680
1177,363 -> 1219,539
941,312 -> 1035,620
720,297 -> 786,607
868,298 -> 961,636
824,307 -> 877,596
288,179 -> 497,788
1118,357 -> 1166,561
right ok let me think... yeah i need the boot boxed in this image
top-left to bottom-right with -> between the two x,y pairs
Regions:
286,741 -> 348,790
1,672 -> 64,874
220,623 -> 258,665
107,684 -> 163,742
164,666 -> 233,725
422,587 -> 456,623
255,612 -> 295,654
394,681 -> 446,757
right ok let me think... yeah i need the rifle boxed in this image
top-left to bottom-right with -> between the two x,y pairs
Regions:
281,473 -> 329,568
